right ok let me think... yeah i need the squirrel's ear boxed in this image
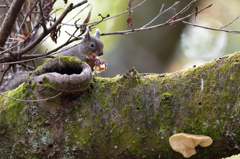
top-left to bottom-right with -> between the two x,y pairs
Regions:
94,29 -> 101,39
83,27 -> 91,41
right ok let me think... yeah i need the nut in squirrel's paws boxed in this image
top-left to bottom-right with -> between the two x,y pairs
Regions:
93,59 -> 107,73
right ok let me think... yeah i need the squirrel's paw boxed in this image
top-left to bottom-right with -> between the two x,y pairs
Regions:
93,59 -> 107,73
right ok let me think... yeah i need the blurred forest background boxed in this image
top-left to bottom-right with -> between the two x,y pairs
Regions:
0,0 -> 240,158
39,0 -> 240,77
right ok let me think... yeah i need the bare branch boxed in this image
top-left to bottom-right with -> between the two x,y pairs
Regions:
103,0 -> 147,22
72,0 -> 88,9
141,2 -> 179,29
219,14 -> 240,29
17,0 -> 88,55
166,0 -> 197,25
8,0 -> 39,49
38,0 -> 48,33
0,64 -> 11,85
0,5 -> 7,8
127,2 -> 134,31
18,3 -> 73,55
182,21 -> 240,34
101,2 -> 213,36
0,0 -> 25,47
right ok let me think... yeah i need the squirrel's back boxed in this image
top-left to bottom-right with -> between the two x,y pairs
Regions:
58,28 -> 104,62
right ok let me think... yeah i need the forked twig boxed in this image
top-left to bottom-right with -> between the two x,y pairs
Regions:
0,92 -> 62,102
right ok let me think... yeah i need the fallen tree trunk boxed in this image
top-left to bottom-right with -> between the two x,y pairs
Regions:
0,52 -> 239,159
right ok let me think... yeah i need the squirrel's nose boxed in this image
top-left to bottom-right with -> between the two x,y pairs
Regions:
98,52 -> 103,56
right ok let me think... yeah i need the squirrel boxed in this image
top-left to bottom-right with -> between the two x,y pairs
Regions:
0,28 -> 107,92
58,27 -> 107,71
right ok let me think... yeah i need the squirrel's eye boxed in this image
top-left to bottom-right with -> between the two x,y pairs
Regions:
90,43 -> 95,47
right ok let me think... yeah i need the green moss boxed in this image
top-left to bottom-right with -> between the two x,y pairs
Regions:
0,52 -> 239,158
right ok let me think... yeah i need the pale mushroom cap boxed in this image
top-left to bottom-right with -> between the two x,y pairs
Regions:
169,133 -> 213,158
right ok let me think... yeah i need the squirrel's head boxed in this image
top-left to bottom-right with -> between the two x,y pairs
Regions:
82,28 -> 104,60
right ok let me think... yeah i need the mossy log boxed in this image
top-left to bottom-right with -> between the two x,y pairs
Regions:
0,52 -> 240,159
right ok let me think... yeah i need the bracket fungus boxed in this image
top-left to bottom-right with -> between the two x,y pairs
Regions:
169,133 -> 213,158
27,56 -> 92,93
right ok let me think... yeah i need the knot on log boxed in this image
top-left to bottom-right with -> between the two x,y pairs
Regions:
27,56 -> 92,93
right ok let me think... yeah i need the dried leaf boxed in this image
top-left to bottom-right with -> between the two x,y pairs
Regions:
14,38 -> 25,43
127,17 -> 132,26
50,26 -> 61,43
195,5 -> 198,20
14,34 -> 26,43
50,27 -> 57,43
128,0 -> 134,8
83,10 -> 91,24
22,30 -> 29,38
17,34 -> 25,39
81,10 -> 91,30
170,16 -> 178,27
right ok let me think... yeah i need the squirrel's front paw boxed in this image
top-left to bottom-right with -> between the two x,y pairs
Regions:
93,59 -> 107,73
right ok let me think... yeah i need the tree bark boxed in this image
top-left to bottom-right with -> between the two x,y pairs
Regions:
0,52 -> 239,159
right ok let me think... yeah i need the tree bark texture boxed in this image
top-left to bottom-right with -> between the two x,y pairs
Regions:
0,0 -> 25,47
0,52 -> 240,158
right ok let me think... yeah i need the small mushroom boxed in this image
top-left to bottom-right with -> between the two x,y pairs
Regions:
169,133 -> 213,158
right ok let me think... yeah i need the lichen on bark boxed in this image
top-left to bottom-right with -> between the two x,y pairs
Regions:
0,53 -> 240,158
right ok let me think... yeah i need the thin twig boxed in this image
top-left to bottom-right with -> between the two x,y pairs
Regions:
100,2 -> 212,36
0,5 -> 7,8
141,3 -> 170,29
38,0 -> 48,33
9,0 -> 39,47
0,92 -> 62,102
5,0 -> 39,52
18,63 -> 35,71
32,60 -> 37,69
89,13 -> 109,28
65,31 -> 80,39
73,0 -> 147,28
72,0 -> 88,9
102,0 -> 147,22
128,3 -> 134,31
0,64 -> 11,85
66,19 -> 81,42
166,0 -> 197,24
66,3 -> 90,24
168,4 -> 213,24
219,14 -> 240,29
18,3 -> 74,55
182,21 -> 240,34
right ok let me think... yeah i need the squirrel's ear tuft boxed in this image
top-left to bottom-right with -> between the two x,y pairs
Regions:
83,27 -> 91,41
94,29 -> 101,39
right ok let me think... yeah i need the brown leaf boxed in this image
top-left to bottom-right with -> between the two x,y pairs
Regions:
50,27 -> 57,43
170,16 -> 178,27
195,5 -> 198,20
81,10 -> 91,31
83,10 -> 91,24
127,17 -> 132,26
22,30 -> 31,38
50,26 -> 61,43
14,34 -> 26,43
